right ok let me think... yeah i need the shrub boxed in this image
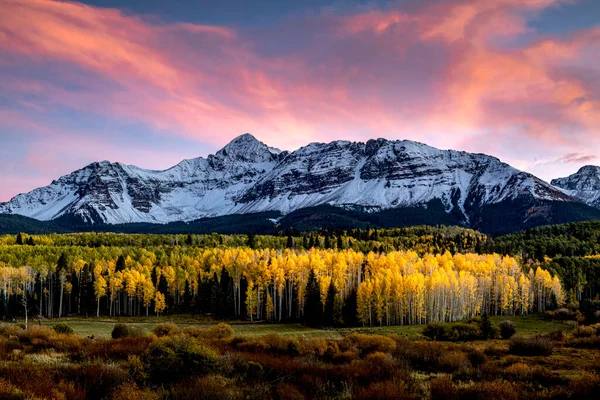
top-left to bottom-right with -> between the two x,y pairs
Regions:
554,308 -> 576,320
152,322 -> 179,337
505,362 -> 531,380
422,324 -> 448,341
17,326 -> 55,343
210,323 -> 234,339
170,375 -> 244,400
572,325 -> 596,338
126,355 -> 146,383
112,324 -> 131,339
81,360 -> 130,399
459,345 -> 487,366
508,335 -> 553,356
183,323 -> 234,340
0,325 -> 23,338
547,330 -> 566,342
423,322 -> 481,341
430,376 -> 458,400
568,372 -> 600,399
53,322 -> 74,335
438,350 -> 470,372
86,336 -> 153,360
111,383 -> 160,400
274,383 -> 305,400
498,321 -> 516,339
448,323 -> 481,341
145,336 -> 218,382
342,333 -> 396,356
355,379 -> 416,400
479,312 -> 494,339
457,380 -> 519,400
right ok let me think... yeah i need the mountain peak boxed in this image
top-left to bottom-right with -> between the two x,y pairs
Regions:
577,165 -> 600,175
215,133 -> 282,163
551,165 -> 600,208
1,135 -> 595,230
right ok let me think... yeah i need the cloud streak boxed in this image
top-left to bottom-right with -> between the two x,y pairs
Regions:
0,0 -> 599,201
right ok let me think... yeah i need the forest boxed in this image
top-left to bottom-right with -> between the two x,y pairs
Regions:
0,226 -> 568,326
0,223 -> 599,399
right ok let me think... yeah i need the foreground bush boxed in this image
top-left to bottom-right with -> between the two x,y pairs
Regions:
145,336 -> 218,382
509,335 -> 553,356
422,322 -> 481,341
183,323 -> 234,340
53,323 -> 74,335
112,324 -> 131,339
17,326 -> 55,343
499,321 -> 516,339
152,322 -> 179,337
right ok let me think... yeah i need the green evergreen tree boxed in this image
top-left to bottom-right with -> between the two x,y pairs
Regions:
323,280 -> 336,327
303,269 -> 322,327
342,288 -> 359,326
333,295 -> 344,326
209,273 -> 225,315
480,312 -> 494,339
115,255 -> 126,272
16,233 -> 23,245
246,233 -> 256,249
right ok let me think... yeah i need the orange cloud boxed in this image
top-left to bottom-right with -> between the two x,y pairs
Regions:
0,0 -> 598,200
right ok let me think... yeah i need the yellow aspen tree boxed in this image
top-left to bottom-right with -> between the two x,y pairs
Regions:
246,280 -> 258,322
154,291 -> 166,316
94,274 -> 107,317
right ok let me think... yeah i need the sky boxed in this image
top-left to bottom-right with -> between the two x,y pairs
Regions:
0,0 -> 599,202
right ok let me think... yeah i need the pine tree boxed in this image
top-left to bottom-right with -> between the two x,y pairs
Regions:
186,234 -> 193,246
480,312 -> 494,339
287,234 -> 294,249
323,280 -> 336,327
343,288 -> 359,326
209,273 -> 224,315
337,235 -> 344,250
247,233 -> 256,249
303,269 -> 322,327
115,255 -> 126,272
16,233 -> 23,245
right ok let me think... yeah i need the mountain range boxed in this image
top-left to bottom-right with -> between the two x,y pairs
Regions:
1,134 -> 599,235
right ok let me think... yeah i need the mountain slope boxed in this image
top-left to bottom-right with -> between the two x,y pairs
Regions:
0,134 -> 591,233
0,134 -> 284,224
551,166 -> 600,208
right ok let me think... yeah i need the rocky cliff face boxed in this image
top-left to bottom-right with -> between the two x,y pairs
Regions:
0,133 -> 575,225
552,166 -> 600,208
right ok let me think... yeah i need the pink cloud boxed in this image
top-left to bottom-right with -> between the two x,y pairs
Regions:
0,0 -> 599,199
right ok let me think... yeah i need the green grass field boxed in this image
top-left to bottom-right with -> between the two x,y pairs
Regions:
26,313 -> 574,339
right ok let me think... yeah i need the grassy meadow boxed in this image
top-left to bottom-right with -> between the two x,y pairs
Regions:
28,314 -> 575,340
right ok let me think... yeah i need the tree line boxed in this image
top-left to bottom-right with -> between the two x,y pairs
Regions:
0,236 -> 563,326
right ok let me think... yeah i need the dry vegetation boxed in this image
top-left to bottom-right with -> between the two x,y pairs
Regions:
0,320 -> 598,399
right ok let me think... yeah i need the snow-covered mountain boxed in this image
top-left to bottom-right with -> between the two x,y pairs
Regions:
552,166 -> 600,208
0,134 -> 577,225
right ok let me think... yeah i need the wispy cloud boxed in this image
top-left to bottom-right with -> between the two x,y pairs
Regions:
0,0 -> 598,200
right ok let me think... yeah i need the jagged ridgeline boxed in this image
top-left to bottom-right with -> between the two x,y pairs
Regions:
2,134 -> 600,235
0,227 -> 564,325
